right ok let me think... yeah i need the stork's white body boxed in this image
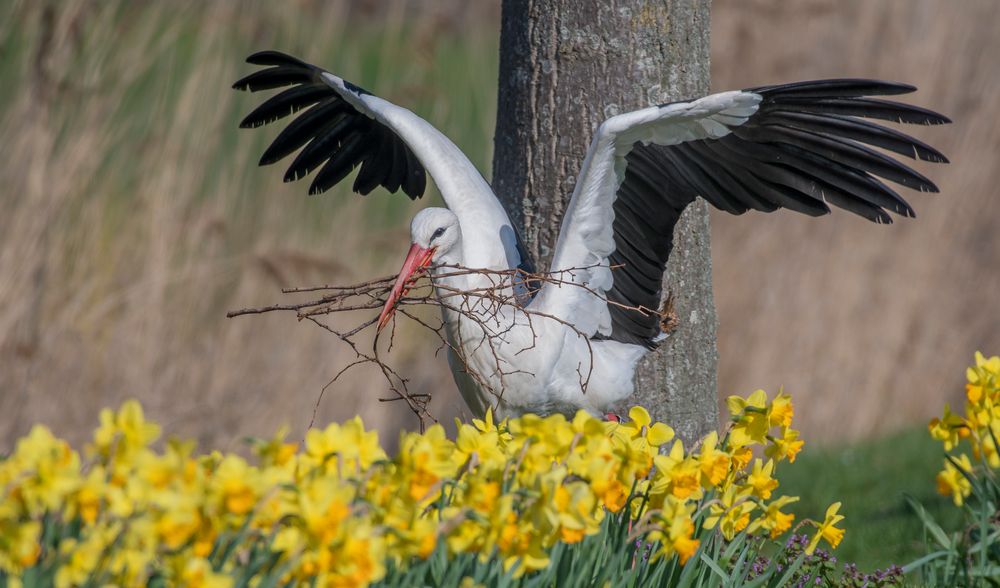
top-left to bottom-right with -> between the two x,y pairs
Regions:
433,274 -> 647,418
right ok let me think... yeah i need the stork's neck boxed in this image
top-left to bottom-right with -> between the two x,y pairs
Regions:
429,243 -> 510,325
452,196 -> 522,273
429,241 -> 469,303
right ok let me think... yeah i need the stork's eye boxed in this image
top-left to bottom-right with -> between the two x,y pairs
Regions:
430,227 -> 446,242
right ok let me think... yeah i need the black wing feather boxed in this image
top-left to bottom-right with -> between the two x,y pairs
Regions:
283,114 -> 359,182
232,67 -> 313,92
749,79 -> 916,98
259,100 -> 346,166
762,111 -> 948,162
245,50 -> 309,68
239,85 -> 330,129
764,97 -> 950,126
309,132 -> 367,195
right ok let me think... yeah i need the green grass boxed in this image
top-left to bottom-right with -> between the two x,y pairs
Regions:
777,425 -> 964,572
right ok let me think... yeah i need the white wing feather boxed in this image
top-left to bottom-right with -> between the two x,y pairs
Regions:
531,90 -> 762,337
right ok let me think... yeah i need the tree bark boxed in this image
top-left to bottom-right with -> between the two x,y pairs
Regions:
492,0 -> 718,443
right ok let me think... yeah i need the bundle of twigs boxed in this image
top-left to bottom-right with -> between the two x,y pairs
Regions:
227,265 -> 673,428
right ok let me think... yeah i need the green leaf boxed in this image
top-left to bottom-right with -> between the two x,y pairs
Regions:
904,493 -> 954,550
772,553 -> 806,588
698,552 -> 730,582
901,549 -> 951,574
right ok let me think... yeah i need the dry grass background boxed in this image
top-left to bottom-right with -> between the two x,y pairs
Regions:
0,0 -> 996,450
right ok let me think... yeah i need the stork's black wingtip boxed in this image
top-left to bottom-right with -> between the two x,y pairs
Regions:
245,50 -> 308,68
246,50 -> 284,65
283,169 -> 307,184
917,109 -> 951,126
937,115 -> 953,125
308,180 -> 328,196
238,113 -> 264,128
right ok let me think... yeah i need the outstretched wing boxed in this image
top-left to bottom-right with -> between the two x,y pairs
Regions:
234,51 -> 427,198
533,80 -> 949,348
234,51 -> 517,270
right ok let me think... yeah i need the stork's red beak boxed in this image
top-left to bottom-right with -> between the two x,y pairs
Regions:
377,243 -> 435,332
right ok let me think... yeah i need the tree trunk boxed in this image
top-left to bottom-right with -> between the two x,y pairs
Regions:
492,0 -> 718,443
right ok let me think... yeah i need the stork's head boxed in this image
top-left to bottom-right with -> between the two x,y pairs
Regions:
409,207 -> 461,261
377,208 -> 461,331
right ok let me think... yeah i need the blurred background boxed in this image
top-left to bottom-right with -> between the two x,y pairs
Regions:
1,0 -> 997,452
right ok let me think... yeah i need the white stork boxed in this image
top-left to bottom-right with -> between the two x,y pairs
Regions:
233,51 -> 948,418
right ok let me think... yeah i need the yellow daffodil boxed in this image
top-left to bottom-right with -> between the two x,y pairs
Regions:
748,495 -> 799,539
252,425 -> 298,468
70,466 -> 106,524
397,425 -> 458,502
55,530 -> 110,588
747,459 -> 779,500
704,484 -> 756,541
566,435 -> 623,508
212,455 -> 261,516
455,424 -> 507,471
90,399 -> 161,462
730,446 -> 753,470
928,404 -> 968,451
807,502 -> 845,554
617,406 -> 675,449
179,557 -> 233,588
546,478 -> 601,543
727,389 -> 772,448
972,431 -> 1000,468
651,441 -> 701,501
327,524 -> 387,587
693,431 -> 730,488
770,392 -> 795,428
967,351 -> 1000,404
8,425 -> 82,516
298,477 -> 354,545
0,520 -> 41,573
304,416 -> 386,477
936,454 -> 974,506
766,426 -> 804,463
650,496 -> 700,564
